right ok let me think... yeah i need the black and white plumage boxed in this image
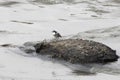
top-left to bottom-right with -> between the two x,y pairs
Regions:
52,30 -> 62,38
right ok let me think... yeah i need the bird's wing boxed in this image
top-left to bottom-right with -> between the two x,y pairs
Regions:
57,33 -> 62,37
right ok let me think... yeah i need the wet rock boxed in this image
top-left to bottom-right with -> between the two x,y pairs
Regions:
11,20 -> 34,24
33,39 -> 119,64
0,44 -> 17,47
0,44 -> 12,47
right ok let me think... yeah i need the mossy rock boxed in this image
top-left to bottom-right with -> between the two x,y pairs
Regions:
34,39 -> 119,64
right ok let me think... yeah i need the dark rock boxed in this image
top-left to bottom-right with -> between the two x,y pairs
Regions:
0,44 -> 12,47
11,20 -> 34,24
0,44 -> 16,47
33,39 -> 119,64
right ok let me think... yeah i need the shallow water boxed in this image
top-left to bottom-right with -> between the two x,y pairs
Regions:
0,0 -> 120,80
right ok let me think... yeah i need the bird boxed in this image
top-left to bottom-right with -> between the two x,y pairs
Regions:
52,30 -> 62,38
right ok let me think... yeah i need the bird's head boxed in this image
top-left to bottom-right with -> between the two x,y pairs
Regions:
52,30 -> 57,33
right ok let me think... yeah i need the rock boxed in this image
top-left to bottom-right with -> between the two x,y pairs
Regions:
0,44 -> 17,47
0,44 -> 12,47
33,39 -> 119,64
